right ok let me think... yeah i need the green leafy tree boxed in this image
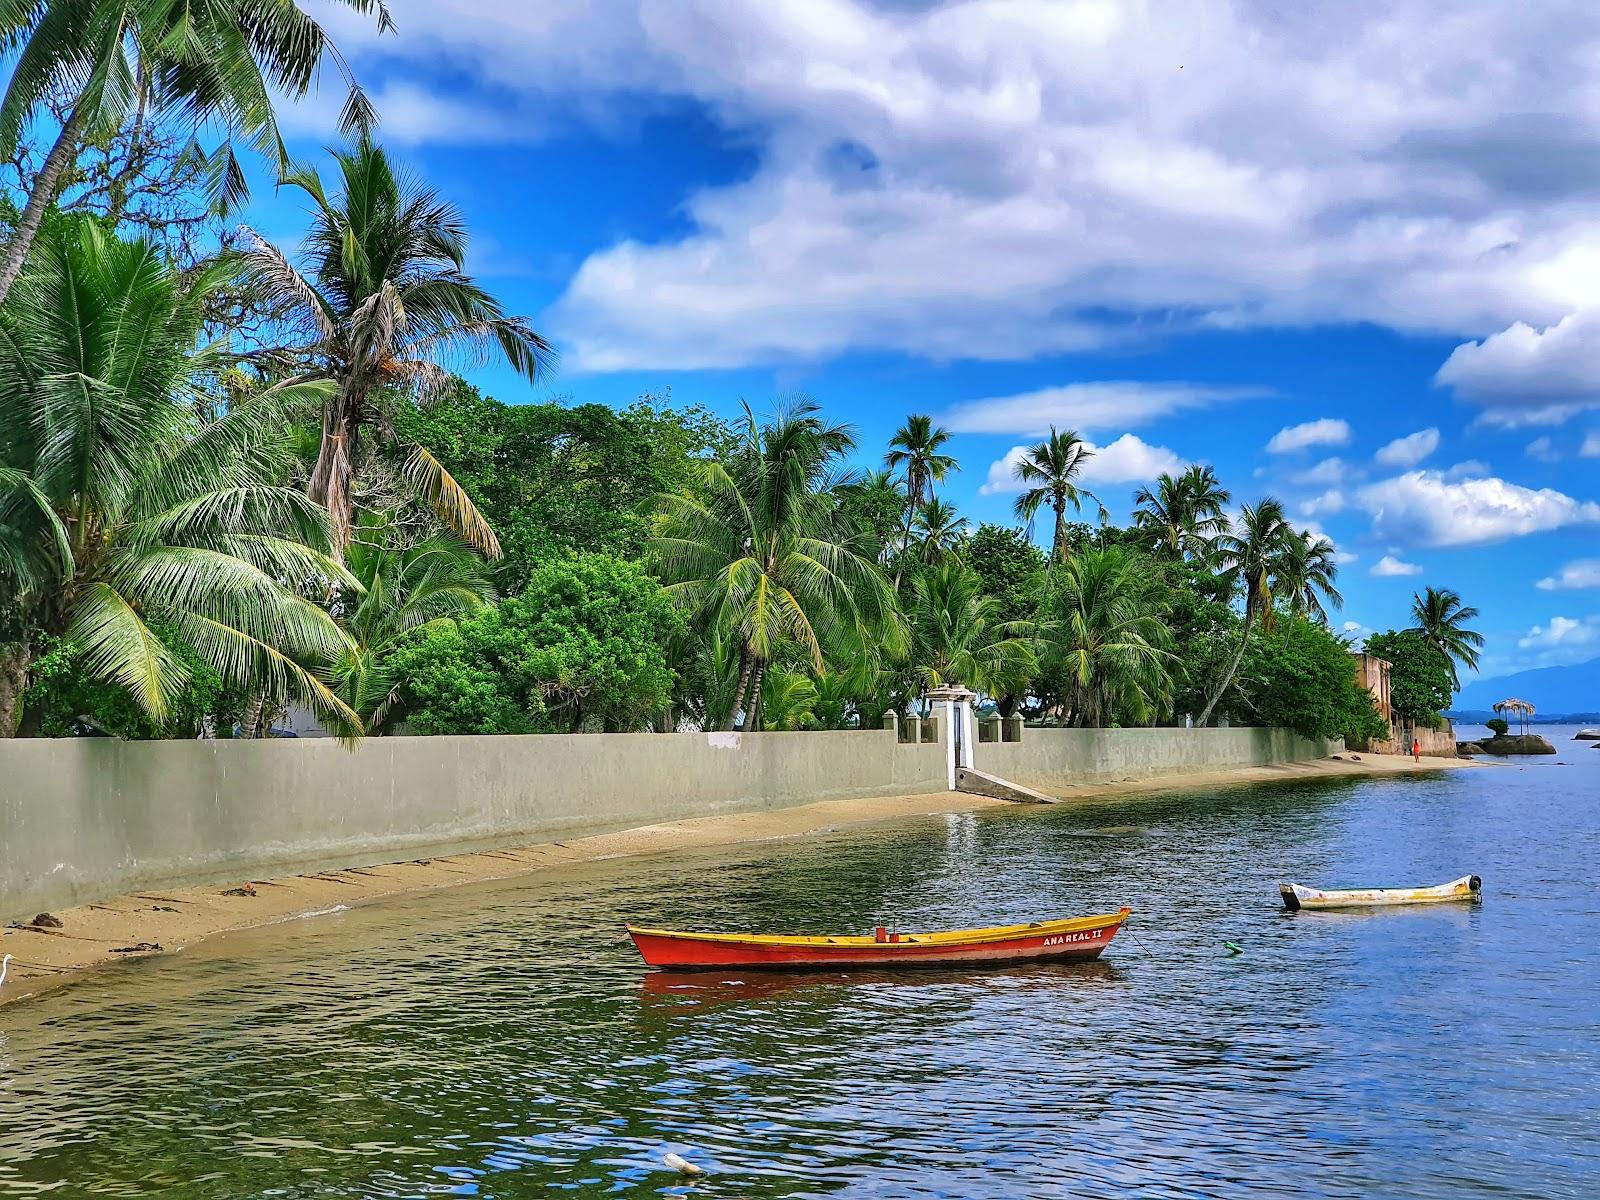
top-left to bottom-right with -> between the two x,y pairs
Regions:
885,413 -> 957,587
1012,427 -> 1101,564
245,138 -> 552,553
1132,465 -> 1231,560
1277,530 -> 1343,623
1406,586 -> 1483,689
650,401 -> 906,730
1485,716 -> 1509,738
1367,629 -> 1454,727
1037,546 -> 1175,727
0,217 -> 357,737
0,0 -> 388,306
911,496 -> 967,565
907,560 -> 1035,697
965,524 -> 1047,624
333,524 -> 496,730
1196,498 -> 1292,726
390,554 -> 680,735
1233,617 -> 1387,742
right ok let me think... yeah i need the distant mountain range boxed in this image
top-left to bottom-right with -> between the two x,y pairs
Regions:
1448,656 -> 1600,722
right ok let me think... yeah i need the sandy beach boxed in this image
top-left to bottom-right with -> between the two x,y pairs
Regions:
0,753 -> 1479,1009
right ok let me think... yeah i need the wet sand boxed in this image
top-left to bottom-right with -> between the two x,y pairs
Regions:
0,753 -> 1478,1008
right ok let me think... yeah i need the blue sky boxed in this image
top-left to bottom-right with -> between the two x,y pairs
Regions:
252,1 -> 1600,680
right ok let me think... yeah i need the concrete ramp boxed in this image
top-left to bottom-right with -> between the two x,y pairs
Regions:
956,766 -> 1058,805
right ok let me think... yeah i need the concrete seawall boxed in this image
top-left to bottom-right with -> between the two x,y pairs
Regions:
1,727 -> 1332,921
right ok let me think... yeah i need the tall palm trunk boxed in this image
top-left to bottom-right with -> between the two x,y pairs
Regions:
747,661 -> 767,732
1051,498 -> 1068,564
308,384 -> 359,553
891,478 -> 922,591
728,650 -> 755,732
1198,605 -> 1255,727
0,104 -> 85,308
0,641 -> 32,738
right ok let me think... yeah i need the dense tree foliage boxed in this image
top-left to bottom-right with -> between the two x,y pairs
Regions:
388,554 -> 680,735
1366,629 -> 1455,727
1235,619 -> 1388,742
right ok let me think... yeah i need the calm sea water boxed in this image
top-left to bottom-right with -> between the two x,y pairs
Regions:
2,729 -> 1596,1198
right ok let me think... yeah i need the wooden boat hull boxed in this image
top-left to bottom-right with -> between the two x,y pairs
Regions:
1280,874 -> 1481,911
627,908 -> 1131,970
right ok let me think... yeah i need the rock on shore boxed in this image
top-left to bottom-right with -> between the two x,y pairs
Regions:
1456,741 -> 1486,755
1477,734 -> 1558,756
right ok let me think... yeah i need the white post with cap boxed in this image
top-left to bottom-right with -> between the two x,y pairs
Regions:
925,685 -> 978,791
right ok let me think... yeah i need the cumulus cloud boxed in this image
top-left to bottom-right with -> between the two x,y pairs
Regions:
1435,311 -> 1600,426
943,382 -> 1260,436
1291,456 -> 1350,486
1582,432 -> 1600,457
1375,428 -> 1440,468
1517,615 -> 1600,666
1537,559 -> 1600,591
1299,489 -> 1347,517
308,3 -> 1600,370
1357,470 -> 1600,547
979,433 -> 1185,495
1268,419 -> 1350,454
1370,554 -> 1423,577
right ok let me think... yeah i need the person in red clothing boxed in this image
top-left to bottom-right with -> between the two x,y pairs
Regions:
1412,736 -> 1421,763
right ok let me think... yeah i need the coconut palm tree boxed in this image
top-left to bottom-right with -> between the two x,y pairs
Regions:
1277,530 -> 1343,624
912,496 -> 968,565
0,217 -> 358,737
0,0 -> 389,307
907,560 -> 1036,697
1132,465 -> 1231,560
1012,427 -> 1101,564
1196,498 -> 1292,727
245,138 -> 553,554
651,401 -> 907,730
1037,546 -> 1174,727
885,414 -> 958,587
1407,586 -> 1483,689
332,522 -> 496,730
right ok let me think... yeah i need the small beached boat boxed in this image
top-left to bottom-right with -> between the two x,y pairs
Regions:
627,908 -> 1131,970
1279,874 -> 1481,911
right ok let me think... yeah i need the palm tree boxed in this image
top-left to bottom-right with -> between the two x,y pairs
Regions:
1277,531 -> 1343,623
1196,498 -> 1292,727
1132,465 -> 1230,559
245,138 -> 553,553
333,523 -> 496,730
912,497 -> 968,565
885,414 -> 957,587
1407,586 -> 1483,689
0,0 -> 389,307
1012,427 -> 1101,564
1038,547 -> 1174,727
651,401 -> 907,730
907,560 -> 1036,697
0,217 -> 358,737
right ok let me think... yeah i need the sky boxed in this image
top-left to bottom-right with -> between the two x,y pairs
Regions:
248,0 -> 1600,680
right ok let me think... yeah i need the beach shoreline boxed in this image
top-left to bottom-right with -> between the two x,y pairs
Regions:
0,753 -> 1478,1009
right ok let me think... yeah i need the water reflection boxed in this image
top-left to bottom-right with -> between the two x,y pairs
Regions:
0,742 -> 1596,1197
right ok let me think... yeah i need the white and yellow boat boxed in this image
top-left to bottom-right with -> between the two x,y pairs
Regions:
1279,874 -> 1481,911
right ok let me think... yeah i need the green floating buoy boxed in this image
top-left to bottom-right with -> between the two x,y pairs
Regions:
1223,941 -> 1244,956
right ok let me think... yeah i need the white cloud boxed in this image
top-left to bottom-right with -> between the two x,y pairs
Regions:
1435,311 -> 1600,426
1582,432 -> 1600,457
1526,434 -> 1560,461
979,433 -> 1185,495
1375,428 -> 1440,468
1537,559 -> 1600,591
1444,460 -> 1493,480
943,382 -> 1259,436
1299,489 -> 1347,517
1292,456 -> 1350,486
1357,470 -> 1600,547
1267,419 -> 1350,454
317,2 -> 1600,370
1517,615 -> 1600,666
1370,554 -> 1423,577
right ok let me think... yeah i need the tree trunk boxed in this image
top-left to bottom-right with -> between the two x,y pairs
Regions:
0,641 -> 32,738
746,660 -> 767,732
239,692 -> 266,739
728,650 -> 755,732
308,385 -> 358,554
0,105 -> 85,309
892,492 -> 919,591
1050,498 -> 1068,565
1198,606 -> 1255,727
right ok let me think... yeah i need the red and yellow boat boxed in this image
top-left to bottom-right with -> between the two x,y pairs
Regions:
627,908 -> 1132,970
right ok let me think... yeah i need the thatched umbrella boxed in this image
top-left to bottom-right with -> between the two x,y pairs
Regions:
1494,697 -> 1535,735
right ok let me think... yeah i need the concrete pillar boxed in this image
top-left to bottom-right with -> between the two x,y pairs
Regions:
926,685 -> 978,791
923,714 -> 938,744
1004,713 -> 1024,743
881,710 -> 898,737
904,715 -> 923,744
980,714 -> 1001,743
